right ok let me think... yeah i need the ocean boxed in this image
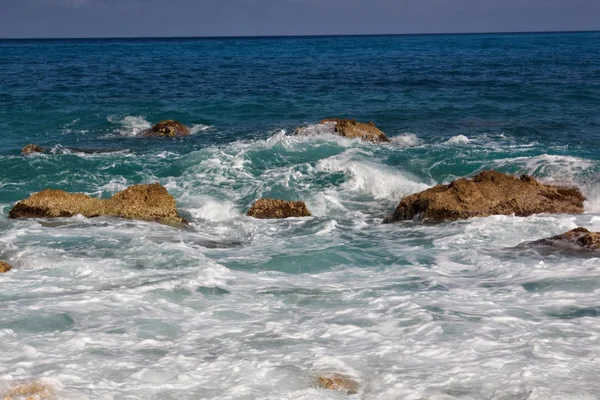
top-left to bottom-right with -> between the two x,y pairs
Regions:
1,32 -> 600,399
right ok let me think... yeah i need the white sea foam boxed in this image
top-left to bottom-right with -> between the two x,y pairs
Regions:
492,154 -> 594,181
315,220 -> 338,236
187,197 -> 239,222
316,153 -> 429,201
108,115 -> 152,136
390,133 -> 421,147
189,124 -> 212,134
444,134 -> 470,145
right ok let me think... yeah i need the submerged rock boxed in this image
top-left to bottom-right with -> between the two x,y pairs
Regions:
0,261 -> 12,273
21,144 -> 125,156
2,381 -> 55,399
21,144 -> 44,155
247,199 -> 311,219
295,118 -> 389,143
384,170 -> 585,223
140,120 -> 191,137
317,374 -> 359,395
523,227 -> 600,252
9,183 -> 186,224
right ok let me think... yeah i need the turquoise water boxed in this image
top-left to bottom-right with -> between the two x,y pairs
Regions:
1,32 -> 600,399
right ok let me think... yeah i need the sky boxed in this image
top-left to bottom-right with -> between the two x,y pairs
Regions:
0,0 -> 599,38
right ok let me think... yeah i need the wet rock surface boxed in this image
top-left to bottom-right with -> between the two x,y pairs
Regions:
384,170 -> 585,223
2,381 -> 55,399
518,227 -> 600,254
0,261 -> 12,273
8,183 -> 186,224
317,374 -> 359,395
140,120 -> 191,137
21,144 -> 44,155
247,199 -> 312,219
295,118 -> 389,143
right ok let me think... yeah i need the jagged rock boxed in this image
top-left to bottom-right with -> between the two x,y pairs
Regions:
140,120 -> 191,137
525,227 -> 600,252
247,199 -> 311,219
21,144 -> 44,155
384,170 -> 585,223
3,381 -> 55,399
0,261 -> 12,273
295,118 -> 389,143
8,183 -> 186,224
317,374 -> 359,395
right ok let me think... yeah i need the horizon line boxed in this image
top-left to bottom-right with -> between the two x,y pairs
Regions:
1,29 -> 599,41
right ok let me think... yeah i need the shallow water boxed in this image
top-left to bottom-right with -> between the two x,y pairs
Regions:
1,33 -> 600,399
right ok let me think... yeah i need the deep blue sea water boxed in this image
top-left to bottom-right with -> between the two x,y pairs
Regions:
1,32 -> 600,399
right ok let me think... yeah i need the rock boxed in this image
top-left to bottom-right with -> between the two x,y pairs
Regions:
317,374 -> 359,395
8,183 -> 186,224
524,227 -> 600,252
140,120 -> 191,137
247,199 -> 311,219
295,118 -> 389,143
384,170 -> 585,223
21,144 -> 44,155
3,381 -> 55,399
0,261 -> 12,273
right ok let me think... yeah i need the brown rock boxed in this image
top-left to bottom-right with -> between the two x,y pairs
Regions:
21,144 -> 44,155
0,261 -> 12,273
141,120 -> 191,137
527,227 -> 600,252
295,118 -> 389,143
3,381 -> 55,399
8,183 -> 186,224
317,374 -> 359,395
247,199 -> 311,219
384,170 -> 585,223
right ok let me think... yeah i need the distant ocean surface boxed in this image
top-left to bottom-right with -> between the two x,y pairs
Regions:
1,32 -> 600,399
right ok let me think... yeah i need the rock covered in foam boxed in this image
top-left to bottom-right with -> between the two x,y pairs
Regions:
140,120 -> 191,137
317,374 -> 359,395
247,199 -> 311,219
21,144 -> 44,155
2,381 -> 55,399
9,183 -> 186,224
384,170 -> 585,223
526,227 -> 600,252
295,118 -> 389,143
0,261 -> 12,273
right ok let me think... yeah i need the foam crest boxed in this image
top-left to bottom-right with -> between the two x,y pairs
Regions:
259,130 -> 361,150
190,124 -> 212,134
108,115 -> 152,136
187,197 -> 240,222
492,154 -> 594,182
444,134 -> 470,145
316,154 -> 429,201
390,133 -> 422,147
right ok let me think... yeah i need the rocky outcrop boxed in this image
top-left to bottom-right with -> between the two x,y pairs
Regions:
524,227 -> 600,252
295,118 -> 389,143
140,120 -> 191,137
317,374 -> 359,395
384,170 -> 585,223
0,261 -> 12,273
247,199 -> 311,219
9,183 -> 186,224
21,144 -> 44,155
